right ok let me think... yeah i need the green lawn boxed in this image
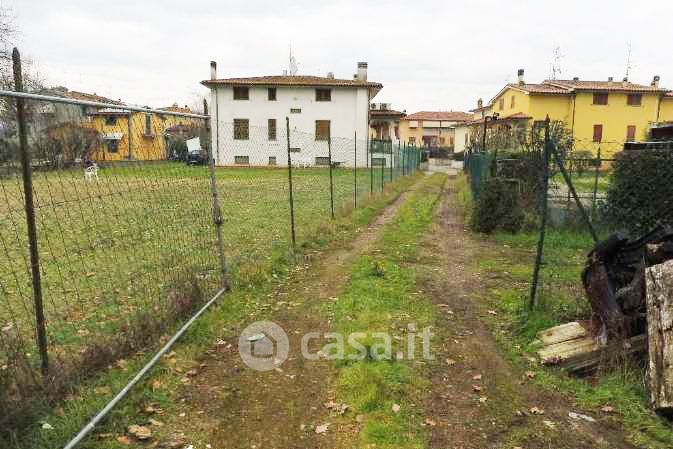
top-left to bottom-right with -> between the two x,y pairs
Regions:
0,162 -> 404,431
550,169 -> 611,195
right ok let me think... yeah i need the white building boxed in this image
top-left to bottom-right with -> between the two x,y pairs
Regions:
202,62 -> 382,167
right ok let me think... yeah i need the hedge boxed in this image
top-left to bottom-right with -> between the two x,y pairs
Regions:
604,149 -> 673,235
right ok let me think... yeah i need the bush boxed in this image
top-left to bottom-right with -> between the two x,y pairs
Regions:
470,178 -> 524,233
452,152 -> 465,162
604,150 -> 673,235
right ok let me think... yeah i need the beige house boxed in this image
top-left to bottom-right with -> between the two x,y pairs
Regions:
398,111 -> 473,149
369,103 -> 406,142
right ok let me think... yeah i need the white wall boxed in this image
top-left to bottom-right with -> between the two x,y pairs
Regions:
210,85 -> 370,167
454,126 -> 469,153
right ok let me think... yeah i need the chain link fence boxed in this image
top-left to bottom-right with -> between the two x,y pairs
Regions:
0,52 -> 421,437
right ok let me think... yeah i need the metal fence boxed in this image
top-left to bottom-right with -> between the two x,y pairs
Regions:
0,51 -> 421,437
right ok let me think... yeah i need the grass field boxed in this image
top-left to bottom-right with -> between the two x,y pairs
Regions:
0,162 -> 402,423
455,174 -> 673,448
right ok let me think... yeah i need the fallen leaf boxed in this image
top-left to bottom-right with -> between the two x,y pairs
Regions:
149,418 -> 165,427
525,371 -> 536,379
472,374 -> 482,381
315,423 -> 329,434
569,412 -> 595,423
479,396 -> 488,403
392,403 -> 401,413
487,310 -> 498,315
601,405 -> 614,413
117,435 -> 132,445
151,380 -> 162,391
472,385 -> 483,392
424,417 -> 437,426
445,358 -> 457,366
41,422 -> 53,430
543,420 -> 556,429
128,424 -> 152,440
530,406 -> 545,415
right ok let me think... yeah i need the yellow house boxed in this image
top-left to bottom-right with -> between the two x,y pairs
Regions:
398,111 -> 473,148
473,70 -> 673,155
88,104 -> 199,161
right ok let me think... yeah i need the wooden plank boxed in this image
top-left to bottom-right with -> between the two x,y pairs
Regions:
646,260 -> 673,413
537,321 -> 589,346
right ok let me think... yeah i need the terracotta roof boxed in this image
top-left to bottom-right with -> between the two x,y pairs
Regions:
508,83 -> 571,95
500,112 -> 532,120
62,90 -> 123,105
665,92 -> 673,98
544,79 -> 665,93
370,108 -> 405,118
159,103 -> 194,114
401,111 -> 473,122
202,75 -> 382,90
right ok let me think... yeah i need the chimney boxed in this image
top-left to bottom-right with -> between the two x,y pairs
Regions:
282,69 -> 288,76
326,71 -> 334,79
477,98 -> 483,108
357,62 -> 368,81
210,61 -> 217,80
608,76 -> 614,83
623,76 -> 629,82
652,75 -> 661,88
573,76 -> 579,81
517,69 -> 525,85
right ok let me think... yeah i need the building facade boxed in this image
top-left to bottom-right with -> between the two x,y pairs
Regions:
398,111 -> 473,149
369,103 -> 405,142
471,70 -> 673,155
202,62 -> 382,167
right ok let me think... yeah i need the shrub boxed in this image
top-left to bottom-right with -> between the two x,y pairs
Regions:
470,178 -> 524,233
604,150 -> 673,235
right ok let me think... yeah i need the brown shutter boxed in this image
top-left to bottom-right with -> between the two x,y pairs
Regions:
593,124 -> 603,142
626,125 -> 636,141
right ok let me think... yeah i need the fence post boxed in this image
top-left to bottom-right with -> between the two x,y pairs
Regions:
127,112 -> 133,160
354,131 -> 357,208
369,138 -> 374,195
327,127 -> 335,219
591,146 -> 601,219
12,48 -> 49,375
389,142 -> 393,182
402,142 -> 406,176
286,117 -> 297,247
380,146 -> 385,191
204,99 -> 229,290
528,117 -> 551,310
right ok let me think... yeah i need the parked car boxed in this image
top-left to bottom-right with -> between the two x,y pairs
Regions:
186,150 -> 208,166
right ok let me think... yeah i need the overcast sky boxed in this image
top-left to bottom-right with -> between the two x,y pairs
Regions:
5,0 -> 673,113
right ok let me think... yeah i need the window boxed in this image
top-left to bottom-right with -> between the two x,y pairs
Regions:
268,156 -> 277,165
106,140 -> 119,153
593,124 -> 603,142
626,125 -> 636,141
105,116 -> 117,126
268,88 -> 277,101
233,87 -> 249,100
450,136 -> 454,146
234,156 -> 249,164
144,113 -> 152,136
234,119 -> 249,140
268,119 -> 277,141
593,92 -> 608,105
316,88 -> 331,102
315,156 -> 331,166
290,108 -> 301,114
439,137 -> 445,145
627,94 -> 642,106
510,95 -> 516,108
409,136 -> 416,144
315,120 -> 330,141
499,98 -> 505,110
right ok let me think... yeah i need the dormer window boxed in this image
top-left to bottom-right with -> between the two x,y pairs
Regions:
316,88 -> 331,102
233,87 -> 249,100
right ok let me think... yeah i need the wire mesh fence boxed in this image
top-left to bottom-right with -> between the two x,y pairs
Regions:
0,60 -> 421,434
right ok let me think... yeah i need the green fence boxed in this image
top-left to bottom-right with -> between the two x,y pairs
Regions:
465,152 -> 492,199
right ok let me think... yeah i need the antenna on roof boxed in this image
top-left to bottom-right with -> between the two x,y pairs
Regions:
289,45 -> 299,76
550,46 -> 562,80
624,42 -> 632,80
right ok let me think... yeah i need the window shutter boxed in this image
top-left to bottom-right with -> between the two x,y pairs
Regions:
593,124 -> 603,142
626,125 -> 636,141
